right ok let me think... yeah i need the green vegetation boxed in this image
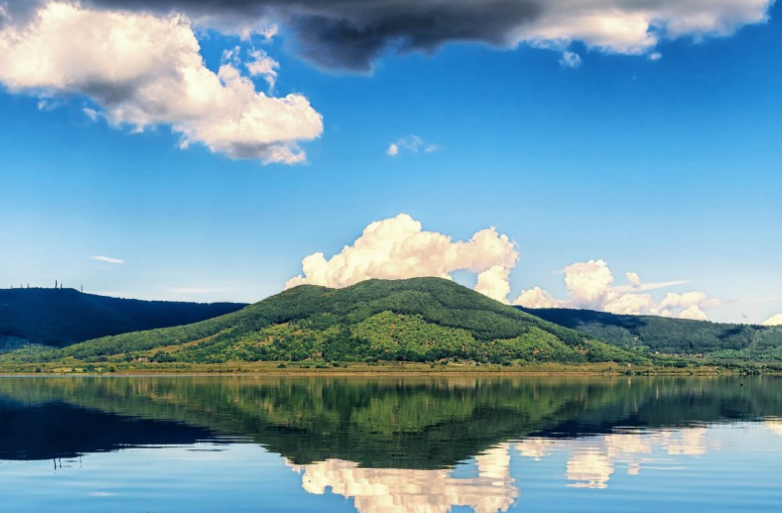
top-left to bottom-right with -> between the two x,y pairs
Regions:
0,287 -> 246,349
4,278 -> 646,367
517,307 -> 782,360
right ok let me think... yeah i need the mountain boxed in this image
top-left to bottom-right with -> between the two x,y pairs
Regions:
0,288 -> 247,350
516,307 -> 782,360
40,278 -> 645,365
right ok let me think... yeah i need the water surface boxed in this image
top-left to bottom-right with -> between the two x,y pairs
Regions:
0,376 -> 780,512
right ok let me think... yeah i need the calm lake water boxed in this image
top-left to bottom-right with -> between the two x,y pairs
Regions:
0,375 -> 780,512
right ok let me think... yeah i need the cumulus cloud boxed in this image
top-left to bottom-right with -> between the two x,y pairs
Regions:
0,2 -> 322,164
763,314 -> 782,326
514,259 -> 719,320
90,255 -> 124,264
286,215 -> 727,318
21,0 -> 771,71
386,135 -> 439,157
285,214 -> 518,303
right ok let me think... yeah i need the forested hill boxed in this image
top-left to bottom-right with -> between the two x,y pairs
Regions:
0,288 -> 247,349
516,307 -> 782,360
41,278 -> 645,365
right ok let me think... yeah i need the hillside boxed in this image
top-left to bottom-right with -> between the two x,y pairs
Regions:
29,278 -> 646,365
516,307 -> 782,360
0,288 -> 246,350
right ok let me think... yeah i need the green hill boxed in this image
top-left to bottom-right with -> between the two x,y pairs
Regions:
0,288 -> 246,350
516,307 -> 782,360
30,278 -> 645,365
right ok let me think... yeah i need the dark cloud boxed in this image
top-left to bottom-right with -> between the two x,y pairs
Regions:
7,1 -> 770,71
76,0 -> 542,71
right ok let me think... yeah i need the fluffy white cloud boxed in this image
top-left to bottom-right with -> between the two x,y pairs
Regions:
286,214 -> 518,303
514,259 -> 719,320
514,287 -> 564,309
763,314 -> 782,326
475,265 -> 513,305
286,216 -> 726,315
0,2 -> 322,164
562,260 -> 616,308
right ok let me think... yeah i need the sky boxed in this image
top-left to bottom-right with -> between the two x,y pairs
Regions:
0,0 -> 780,324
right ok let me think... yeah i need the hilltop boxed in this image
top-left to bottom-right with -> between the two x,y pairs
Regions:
0,288 -> 246,350
26,278 -> 645,366
516,307 -> 782,360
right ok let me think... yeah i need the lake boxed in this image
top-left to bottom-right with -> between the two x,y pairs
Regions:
0,375 -> 780,512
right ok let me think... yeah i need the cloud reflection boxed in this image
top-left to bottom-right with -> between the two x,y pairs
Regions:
286,445 -> 518,513
518,428 -> 708,490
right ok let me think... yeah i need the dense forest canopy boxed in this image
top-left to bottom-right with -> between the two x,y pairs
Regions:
517,307 -> 782,360
0,287 -> 246,349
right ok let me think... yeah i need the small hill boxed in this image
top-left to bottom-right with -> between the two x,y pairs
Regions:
516,307 -> 782,360
0,288 -> 247,349
47,278 -> 645,365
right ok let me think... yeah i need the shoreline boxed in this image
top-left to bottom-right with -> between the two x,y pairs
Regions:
0,360 -> 755,377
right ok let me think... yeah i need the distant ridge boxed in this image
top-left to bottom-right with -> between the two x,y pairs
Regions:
516,306 -> 782,360
0,288 -> 247,350
42,277 -> 645,365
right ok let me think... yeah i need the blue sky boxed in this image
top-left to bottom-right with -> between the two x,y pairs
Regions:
0,0 -> 780,323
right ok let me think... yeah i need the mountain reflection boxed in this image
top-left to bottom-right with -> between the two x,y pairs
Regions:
0,376 -> 780,468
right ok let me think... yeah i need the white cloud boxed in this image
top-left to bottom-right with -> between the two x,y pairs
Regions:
286,217 -> 727,314
0,2 -> 322,164
515,287 -> 565,309
649,52 -> 663,61
90,255 -> 124,264
246,48 -> 279,91
762,314 -> 782,326
560,51 -> 582,68
475,265 -> 513,304
386,135 -> 439,157
513,259 -> 719,320
562,260 -> 615,308
286,214 -> 518,303
513,0 -> 771,58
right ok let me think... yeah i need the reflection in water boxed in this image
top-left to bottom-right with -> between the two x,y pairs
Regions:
766,419 -> 782,436
0,376 -> 781,512
287,445 -> 517,513
518,428 -> 708,489
284,424 -> 738,510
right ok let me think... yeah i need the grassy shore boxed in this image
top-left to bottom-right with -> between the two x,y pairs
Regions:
0,359 -> 751,376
